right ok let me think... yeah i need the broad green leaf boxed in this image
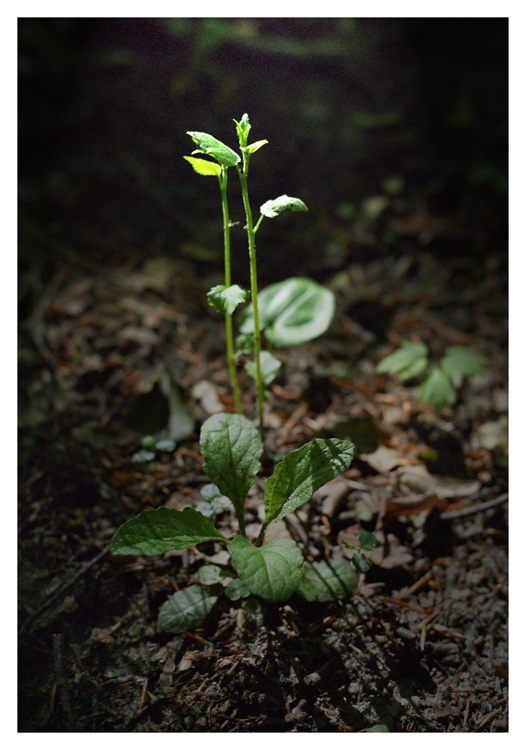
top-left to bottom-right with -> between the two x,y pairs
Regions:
376,341 -> 429,381
263,438 -> 355,526
110,507 -> 227,556
200,413 -> 263,522
225,577 -> 251,601
186,131 -> 240,167
297,559 -> 358,602
239,277 -> 335,347
260,194 -> 308,219
183,156 -> 222,177
418,368 -> 457,411
243,139 -> 268,154
358,531 -> 379,550
245,350 -> 282,386
157,585 -> 219,633
207,284 -> 250,315
440,346 -> 489,388
228,536 -> 304,602
197,564 -> 225,585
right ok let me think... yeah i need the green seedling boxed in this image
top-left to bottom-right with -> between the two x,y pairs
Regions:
376,341 -> 489,412
340,530 -> 379,573
185,114 -> 335,428
111,411 -> 357,633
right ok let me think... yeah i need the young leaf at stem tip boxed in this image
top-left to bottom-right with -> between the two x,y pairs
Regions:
186,131 -> 241,167
260,195 -> 309,219
207,284 -> 250,316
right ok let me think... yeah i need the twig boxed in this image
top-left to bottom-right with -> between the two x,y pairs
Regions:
21,544 -> 111,633
440,493 -> 508,521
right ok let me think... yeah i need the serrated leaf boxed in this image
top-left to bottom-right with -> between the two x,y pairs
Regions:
245,350 -> 282,386
260,194 -> 308,218
225,577 -> 251,601
186,131 -> 240,167
110,507 -> 227,556
228,536 -> 304,602
440,346 -> 489,387
263,438 -> 355,526
297,559 -> 358,602
200,413 -> 263,523
376,341 -> 429,381
239,277 -> 335,347
207,284 -> 250,315
183,156 -> 222,177
418,368 -> 457,411
157,585 -> 219,633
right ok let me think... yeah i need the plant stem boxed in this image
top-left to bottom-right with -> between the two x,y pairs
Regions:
237,160 -> 264,430
218,168 -> 243,415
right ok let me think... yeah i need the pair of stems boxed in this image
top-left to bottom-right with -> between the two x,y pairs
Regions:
218,155 -> 265,431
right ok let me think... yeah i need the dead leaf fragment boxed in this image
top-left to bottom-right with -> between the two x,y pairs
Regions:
397,464 -> 480,498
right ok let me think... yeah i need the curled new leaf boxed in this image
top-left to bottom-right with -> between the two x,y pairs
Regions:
186,131 -> 240,167
260,194 -> 308,219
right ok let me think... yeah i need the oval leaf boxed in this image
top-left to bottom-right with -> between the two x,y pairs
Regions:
200,413 -> 263,522
239,277 -> 335,347
297,559 -> 358,602
260,194 -> 308,218
183,156 -> 222,177
110,506 -> 227,556
186,131 -> 240,167
158,585 -> 218,633
264,438 -> 355,526
245,350 -> 282,386
228,536 -> 304,602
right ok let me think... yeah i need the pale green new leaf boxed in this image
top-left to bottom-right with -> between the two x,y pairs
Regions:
239,277 -> 335,347
200,413 -> 263,522
260,194 -> 308,218
183,156 -> 222,177
263,438 -> 355,526
186,131 -> 240,167
243,139 -> 268,155
110,506 -> 227,556
297,559 -> 358,602
207,284 -> 250,315
157,585 -> 219,633
376,341 -> 429,381
440,346 -> 489,388
228,536 -> 304,602
245,350 -> 282,386
418,368 -> 457,411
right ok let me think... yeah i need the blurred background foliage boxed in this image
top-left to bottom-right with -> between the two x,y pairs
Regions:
18,17 -> 508,292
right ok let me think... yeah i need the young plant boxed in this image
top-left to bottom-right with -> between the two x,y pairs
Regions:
376,341 -> 489,412
110,411 -> 356,633
185,115 -> 335,428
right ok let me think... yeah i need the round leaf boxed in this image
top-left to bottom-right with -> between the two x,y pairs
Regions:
158,585 -> 218,633
239,277 -> 335,347
228,536 -> 304,602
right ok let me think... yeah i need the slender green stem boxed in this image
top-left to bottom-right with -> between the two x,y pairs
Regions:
237,159 -> 264,429
218,168 -> 243,415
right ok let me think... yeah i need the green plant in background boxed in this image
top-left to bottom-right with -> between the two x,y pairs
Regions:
111,411 -> 357,633
185,114 -> 335,428
376,341 -> 489,412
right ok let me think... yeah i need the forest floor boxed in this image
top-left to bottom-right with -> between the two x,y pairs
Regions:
18,178 -> 508,732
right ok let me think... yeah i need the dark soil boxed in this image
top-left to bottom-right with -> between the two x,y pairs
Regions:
18,18 -> 508,732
